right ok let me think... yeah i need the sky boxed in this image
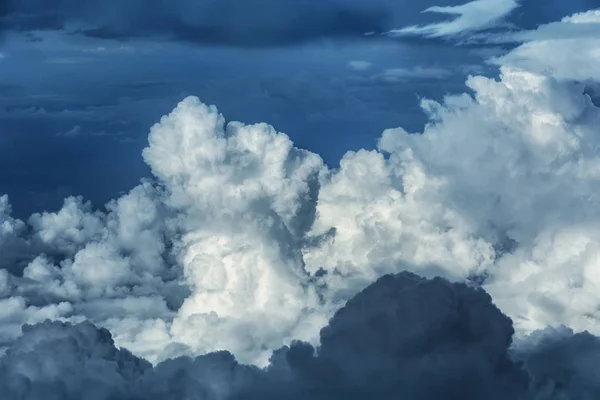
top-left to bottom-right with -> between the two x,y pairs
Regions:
2,0 -> 600,399
1,0 -> 596,218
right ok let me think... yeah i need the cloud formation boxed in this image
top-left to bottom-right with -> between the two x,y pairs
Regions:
2,272 -> 600,399
348,60 -> 374,71
1,7 -> 600,394
387,0 -> 600,45
498,9 -> 600,79
2,0 -> 596,48
382,66 -> 453,81
389,0 -> 519,39
1,0 -> 396,47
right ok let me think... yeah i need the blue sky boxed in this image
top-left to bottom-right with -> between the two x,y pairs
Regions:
1,0 -> 595,217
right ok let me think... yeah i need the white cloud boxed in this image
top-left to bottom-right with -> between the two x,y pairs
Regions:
348,60 -> 373,71
563,9 -> 600,24
46,57 -> 94,64
388,0 -> 519,38
465,8 -> 600,46
494,9 -> 600,80
81,45 -> 139,54
1,6 -> 600,371
140,98 -> 329,364
382,66 -> 452,81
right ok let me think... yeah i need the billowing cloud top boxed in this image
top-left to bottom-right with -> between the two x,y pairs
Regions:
1,5 -> 600,400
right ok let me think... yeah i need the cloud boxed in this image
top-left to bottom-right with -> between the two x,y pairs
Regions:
0,195 -> 31,274
2,272 -> 600,399
56,125 -> 122,138
0,320 -> 152,399
45,57 -> 94,65
388,0 -> 519,39
2,0 -> 395,47
564,9 -> 600,23
491,9 -> 600,79
382,66 -> 453,81
348,60 -> 373,71
1,6 -> 600,381
57,125 -> 82,137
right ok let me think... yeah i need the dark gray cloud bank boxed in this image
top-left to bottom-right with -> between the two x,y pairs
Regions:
2,0 -> 598,46
1,0 -> 395,46
2,272 -> 598,400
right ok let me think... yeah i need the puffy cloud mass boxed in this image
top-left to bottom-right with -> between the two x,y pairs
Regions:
2,272 -> 600,400
1,6 -> 600,398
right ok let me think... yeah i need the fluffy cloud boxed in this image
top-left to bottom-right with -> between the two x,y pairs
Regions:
1,6 -> 600,381
0,320 -> 151,399
141,98 -> 329,364
498,9 -> 600,80
305,8 -> 600,338
2,272 -> 600,399
0,195 -> 31,274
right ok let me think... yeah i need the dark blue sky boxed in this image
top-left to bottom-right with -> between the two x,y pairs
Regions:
0,0 -> 597,217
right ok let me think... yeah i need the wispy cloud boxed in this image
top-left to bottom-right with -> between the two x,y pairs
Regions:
57,125 -> 82,137
382,66 -> 452,81
348,60 -> 373,71
388,0 -> 519,39
81,45 -> 139,54
46,57 -> 94,64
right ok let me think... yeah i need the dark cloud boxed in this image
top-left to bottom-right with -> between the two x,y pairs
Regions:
2,0 -> 598,48
2,0 -> 541,48
0,320 -> 152,400
0,0 -> 8,40
2,0 -> 396,47
2,271 -> 599,399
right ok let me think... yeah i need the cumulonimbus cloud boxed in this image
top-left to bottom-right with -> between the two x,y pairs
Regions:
0,8 -> 600,396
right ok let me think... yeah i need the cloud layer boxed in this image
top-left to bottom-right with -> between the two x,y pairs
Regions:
3,272 -> 600,400
2,0 -> 397,47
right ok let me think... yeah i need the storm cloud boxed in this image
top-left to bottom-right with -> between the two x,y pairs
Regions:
1,0 -> 398,47
2,0 -> 598,47
2,0 -> 571,47
2,272 -> 600,399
